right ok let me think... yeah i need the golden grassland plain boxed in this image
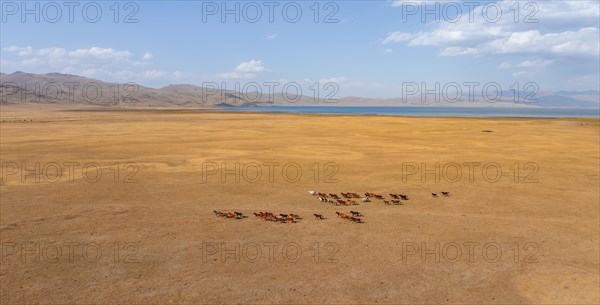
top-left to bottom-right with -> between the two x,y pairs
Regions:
1,104 -> 599,304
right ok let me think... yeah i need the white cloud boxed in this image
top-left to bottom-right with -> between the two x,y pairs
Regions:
1,46 -> 186,84
382,48 -> 393,54
2,46 -> 151,69
500,59 -> 555,70
388,0 -> 455,7
482,28 -> 599,57
512,71 -> 535,78
382,32 -> 413,44
3,46 -> 33,56
218,59 -> 268,79
236,60 -> 265,73
142,52 -> 154,60
319,76 -> 347,84
68,47 -> 131,59
21,58 -> 43,66
266,33 -> 278,39
439,47 -> 479,56
383,1 -> 600,58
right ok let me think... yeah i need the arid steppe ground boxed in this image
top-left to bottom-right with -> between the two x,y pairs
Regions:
1,105 -> 599,304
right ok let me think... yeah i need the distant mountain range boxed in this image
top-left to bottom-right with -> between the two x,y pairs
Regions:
1,72 -> 598,108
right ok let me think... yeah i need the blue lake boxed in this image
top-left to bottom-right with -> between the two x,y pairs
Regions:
216,106 -> 599,118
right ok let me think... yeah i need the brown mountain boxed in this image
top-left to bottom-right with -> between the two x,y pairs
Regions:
0,72 -> 268,107
1,72 -> 598,108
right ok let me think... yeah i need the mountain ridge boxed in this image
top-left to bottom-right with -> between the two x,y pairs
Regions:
1,72 -> 598,108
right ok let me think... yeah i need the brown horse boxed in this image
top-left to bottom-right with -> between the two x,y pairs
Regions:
336,212 -> 350,219
349,217 -> 364,223
350,211 -> 363,217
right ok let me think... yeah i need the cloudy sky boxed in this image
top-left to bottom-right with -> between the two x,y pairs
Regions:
1,0 -> 599,97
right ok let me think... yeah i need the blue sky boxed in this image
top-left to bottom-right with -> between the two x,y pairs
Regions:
1,0 -> 599,98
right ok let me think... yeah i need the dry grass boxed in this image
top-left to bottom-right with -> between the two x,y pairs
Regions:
1,105 -> 599,304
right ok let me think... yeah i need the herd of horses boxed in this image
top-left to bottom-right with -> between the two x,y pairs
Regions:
213,190 -> 450,224
213,210 -> 245,219
335,211 -> 364,223
213,210 -> 365,224
311,191 -> 416,206
253,211 -> 303,223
